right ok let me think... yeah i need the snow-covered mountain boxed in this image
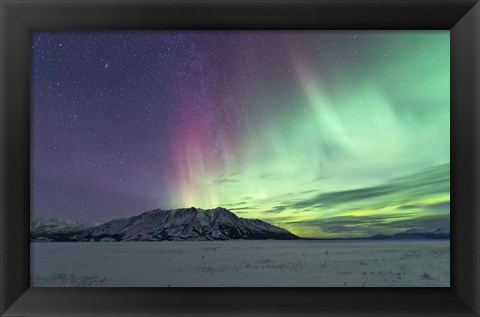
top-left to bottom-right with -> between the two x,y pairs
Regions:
30,216 -> 103,241
31,207 -> 299,242
31,216 -> 78,234
369,228 -> 450,240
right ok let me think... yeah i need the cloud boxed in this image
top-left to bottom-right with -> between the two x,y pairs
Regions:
264,205 -> 289,214
285,213 -> 449,237
397,204 -> 419,210
425,201 -> 450,210
283,163 -> 450,212
397,201 -> 450,211
285,213 -> 409,227
224,201 -> 247,207
229,206 -> 257,211
213,176 -> 240,185
258,172 -> 282,180
292,185 -> 395,209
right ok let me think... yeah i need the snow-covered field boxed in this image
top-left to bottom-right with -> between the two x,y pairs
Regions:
31,240 -> 449,287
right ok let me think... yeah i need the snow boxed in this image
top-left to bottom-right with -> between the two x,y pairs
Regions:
31,240 -> 449,287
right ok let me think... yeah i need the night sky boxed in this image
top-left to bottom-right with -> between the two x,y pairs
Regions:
31,31 -> 450,238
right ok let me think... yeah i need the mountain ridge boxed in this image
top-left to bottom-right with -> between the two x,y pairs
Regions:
31,207 -> 299,242
368,228 -> 450,240
30,208 -> 450,242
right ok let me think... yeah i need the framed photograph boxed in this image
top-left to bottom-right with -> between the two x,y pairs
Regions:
1,0 -> 479,316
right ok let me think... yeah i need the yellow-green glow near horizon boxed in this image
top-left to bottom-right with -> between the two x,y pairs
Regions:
167,31 -> 450,238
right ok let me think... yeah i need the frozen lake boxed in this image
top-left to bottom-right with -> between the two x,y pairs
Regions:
31,240 -> 449,287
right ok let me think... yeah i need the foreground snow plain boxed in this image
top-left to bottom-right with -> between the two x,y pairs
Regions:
31,240 -> 449,287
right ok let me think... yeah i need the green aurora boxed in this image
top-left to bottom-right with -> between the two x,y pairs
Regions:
168,31 -> 450,238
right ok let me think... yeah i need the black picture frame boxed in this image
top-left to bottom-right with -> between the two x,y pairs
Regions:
1,0 -> 479,316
